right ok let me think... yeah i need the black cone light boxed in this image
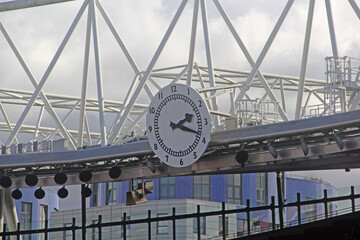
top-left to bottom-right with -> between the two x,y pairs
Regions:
54,172 -> 68,185
267,142 -> 278,159
235,150 -> 249,166
109,165 -> 122,179
81,185 -> 92,198
57,186 -> 68,199
25,173 -> 38,186
0,176 -> 12,188
12,188 -> 22,200
300,137 -> 309,156
35,187 -> 45,199
146,159 -> 156,174
79,169 -> 92,183
334,132 -> 344,150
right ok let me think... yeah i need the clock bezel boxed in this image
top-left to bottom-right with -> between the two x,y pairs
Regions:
146,83 -> 211,168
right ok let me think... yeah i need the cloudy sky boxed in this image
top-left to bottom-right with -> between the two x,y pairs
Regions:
0,0 -> 359,209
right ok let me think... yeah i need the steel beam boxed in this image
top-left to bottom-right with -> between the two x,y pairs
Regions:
0,0 -> 76,12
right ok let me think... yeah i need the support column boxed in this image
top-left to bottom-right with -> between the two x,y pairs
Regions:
4,188 -> 20,240
0,189 -> 4,232
276,172 -> 284,229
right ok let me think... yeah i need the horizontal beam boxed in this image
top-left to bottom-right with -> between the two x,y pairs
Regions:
210,109 -> 360,146
0,0 -> 76,12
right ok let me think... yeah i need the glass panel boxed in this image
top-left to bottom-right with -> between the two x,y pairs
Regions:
202,175 -> 210,184
169,186 -> 175,197
202,185 -> 209,199
194,185 -> 201,198
160,177 -> 168,184
234,174 -> 241,186
234,187 -> 241,199
227,174 -> 234,185
227,187 -> 233,198
169,177 -> 176,184
161,186 -> 167,197
194,176 -> 201,184
234,199 -> 241,205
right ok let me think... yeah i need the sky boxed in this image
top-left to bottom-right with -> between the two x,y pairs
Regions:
0,0 -> 359,209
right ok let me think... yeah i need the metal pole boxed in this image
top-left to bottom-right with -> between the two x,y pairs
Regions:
81,184 -> 87,240
200,0 -> 219,127
323,189 -> 328,219
72,218 -> 76,240
221,202 -> 226,240
0,0 -> 76,12
271,196 -> 276,230
98,215 -> 102,240
90,0 -> 107,146
297,193 -> 301,225
276,172 -> 284,229
172,208 -> 176,240
148,210 -> 151,240
186,0 -> 199,86
197,205 -> 201,240
348,0 -> 360,19
78,3 -> 92,147
246,199 -> 250,236
295,0 -> 315,120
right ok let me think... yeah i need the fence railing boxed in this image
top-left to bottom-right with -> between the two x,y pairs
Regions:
1,186 -> 360,240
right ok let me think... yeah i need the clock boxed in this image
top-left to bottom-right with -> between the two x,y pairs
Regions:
146,83 -> 211,167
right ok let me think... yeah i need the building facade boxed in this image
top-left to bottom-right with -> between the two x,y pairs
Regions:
49,173 -> 337,239
4,187 -> 58,240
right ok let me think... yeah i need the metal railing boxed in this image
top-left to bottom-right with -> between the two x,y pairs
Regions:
1,186 -> 360,240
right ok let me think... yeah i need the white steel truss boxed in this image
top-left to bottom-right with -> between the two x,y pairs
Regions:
0,0 -> 357,149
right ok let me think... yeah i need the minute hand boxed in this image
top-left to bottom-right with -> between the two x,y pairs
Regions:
177,125 -> 198,134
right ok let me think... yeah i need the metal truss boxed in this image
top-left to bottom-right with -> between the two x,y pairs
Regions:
0,0 -> 357,152
0,0 -> 358,178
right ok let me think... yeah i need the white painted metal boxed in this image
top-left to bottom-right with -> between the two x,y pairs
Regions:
78,4 -> 92,148
108,0 -> 188,143
0,0 -> 75,12
4,0 -> 90,149
186,0 -> 199,86
90,0 -> 106,146
0,0 -> 357,177
295,0 -> 315,120
200,0 -> 219,127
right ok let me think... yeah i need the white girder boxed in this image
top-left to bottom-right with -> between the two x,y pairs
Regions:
0,0 -> 357,147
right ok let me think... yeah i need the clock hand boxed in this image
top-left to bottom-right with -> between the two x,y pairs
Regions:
170,113 -> 193,130
177,125 -> 198,134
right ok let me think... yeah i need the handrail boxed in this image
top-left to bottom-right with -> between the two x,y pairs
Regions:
2,186 -> 360,239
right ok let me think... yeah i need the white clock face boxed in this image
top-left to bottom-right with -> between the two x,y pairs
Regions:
146,84 -> 211,167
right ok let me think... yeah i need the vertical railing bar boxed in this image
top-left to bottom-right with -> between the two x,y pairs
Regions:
2,223 -> 6,240
45,219 -> 48,240
123,212 -> 127,240
197,205 -> 201,240
222,202 -> 226,240
271,196 -> 276,231
16,222 -> 20,240
72,218 -> 76,240
351,186 -> 355,212
98,215 -> 102,240
297,193 -> 301,226
148,210 -> 151,240
324,189 -> 328,219
172,207 -> 176,240
246,199 -> 250,236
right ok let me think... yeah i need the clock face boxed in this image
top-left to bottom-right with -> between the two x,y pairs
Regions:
146,84 -> 211,167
